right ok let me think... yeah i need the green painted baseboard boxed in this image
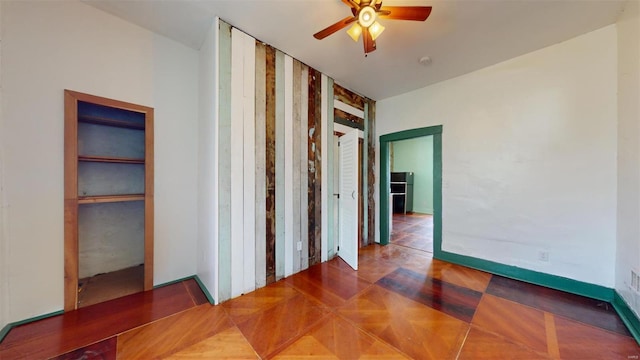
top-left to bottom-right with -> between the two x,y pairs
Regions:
0,310 -> 64,344
435,250 -> 613,301
192,275 -> 216,304
0,275 -> 216,345
612,291 -> 640,344
436,249 -> 640,345
154,275 -> 215,305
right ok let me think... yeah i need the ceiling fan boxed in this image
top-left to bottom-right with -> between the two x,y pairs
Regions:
313,0 -> 432,55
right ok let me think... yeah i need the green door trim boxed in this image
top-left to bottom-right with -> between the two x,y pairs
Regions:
379,125 -> 443,247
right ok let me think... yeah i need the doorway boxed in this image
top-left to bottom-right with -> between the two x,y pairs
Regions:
379,126 -> 442,257
389,136 -> 434,252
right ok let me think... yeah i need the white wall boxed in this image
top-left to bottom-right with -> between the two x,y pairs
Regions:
152,33 -> 199,285
377,25 -> 618,287
0,0 -> 7,330
197,19 -> 218,303
0,1 -> 199,323
616,0 -> 640,314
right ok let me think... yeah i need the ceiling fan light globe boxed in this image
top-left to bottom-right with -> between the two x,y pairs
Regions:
358,6 -> 376,28
347,23 -> 363,42
369,21 -> 385,40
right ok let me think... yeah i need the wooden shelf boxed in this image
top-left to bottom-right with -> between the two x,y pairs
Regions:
79,115 -> 145,130
78,155 -> 145,164
78,194 -> 145,204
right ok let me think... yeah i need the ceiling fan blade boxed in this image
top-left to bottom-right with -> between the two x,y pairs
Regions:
313,16 -> 356,40
362,27 -> 377,54
341,0 -> 360,9
378,6 -> 432,21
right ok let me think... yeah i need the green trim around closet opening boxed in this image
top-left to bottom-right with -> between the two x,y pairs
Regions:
154,275 -> 215,305
0,310 -> 64,344
0,274 -> 216,344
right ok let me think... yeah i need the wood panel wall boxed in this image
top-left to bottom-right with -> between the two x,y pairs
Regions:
217,21 -> 232,302
366,100 -> 376,244
254,42 -> 267,289
264,45 -> 277,285
308,68 -> 322,266
217,21 -> 376,302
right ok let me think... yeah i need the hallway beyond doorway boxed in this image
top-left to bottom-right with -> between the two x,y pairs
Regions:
391,213 -> 433,253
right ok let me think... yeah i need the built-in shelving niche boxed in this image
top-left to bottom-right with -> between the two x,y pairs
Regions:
64,90 -> 154,311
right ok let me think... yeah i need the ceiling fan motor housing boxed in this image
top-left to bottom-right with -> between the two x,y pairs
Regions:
358,6 -> 377,28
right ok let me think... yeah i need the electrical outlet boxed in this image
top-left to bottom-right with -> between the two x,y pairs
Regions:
297,241 -> 302,251
538,251 -> 549,262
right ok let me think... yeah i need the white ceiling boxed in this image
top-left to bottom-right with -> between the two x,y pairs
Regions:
85,0 -> 625,100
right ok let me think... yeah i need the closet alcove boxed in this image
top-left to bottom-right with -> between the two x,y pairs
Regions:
64,90 -> 154,310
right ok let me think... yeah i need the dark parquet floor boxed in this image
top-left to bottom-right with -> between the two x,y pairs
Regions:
1,243 -> 638,359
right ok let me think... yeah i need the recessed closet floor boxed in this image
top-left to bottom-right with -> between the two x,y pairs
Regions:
77,264 -> 144,308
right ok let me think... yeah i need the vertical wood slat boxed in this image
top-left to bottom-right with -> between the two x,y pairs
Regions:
230,28 -> 245,298
254,42 -> 267,289
367,100 -> 376,245
265,45 -> 277,285
242,33 -> 257,294
308,68 -> 322,266
300,64 -> 310,271
284,55 -> 294,277
362,102 -> 369,247
307,69 -> 317,266
275,50 -> 285,281
320,74 -> 329,262
144,109 -> 154,291
292,60 -> 302,274
313,72 -> 322,266
325,78 -> 335,260
217,21 -> 232,301
64,91 -> 79,312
